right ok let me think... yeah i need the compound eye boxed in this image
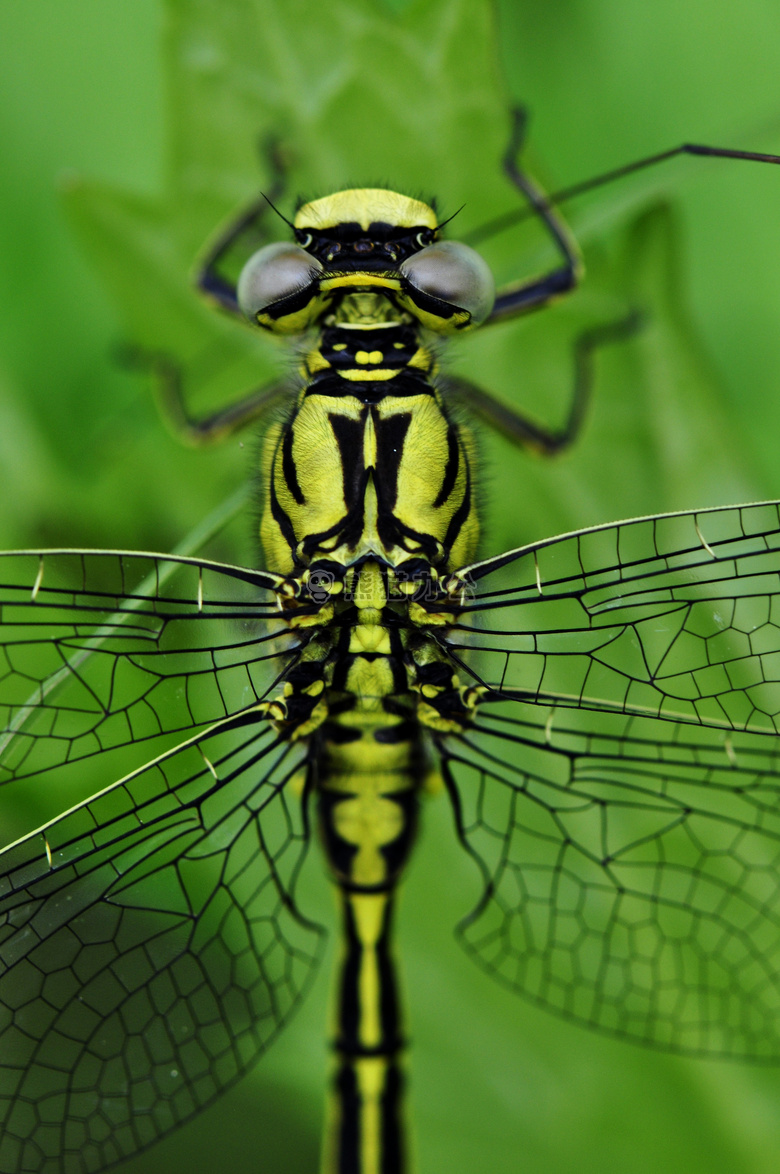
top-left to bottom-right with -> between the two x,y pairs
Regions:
399,240 -> 495,325
237,242 -> 323,320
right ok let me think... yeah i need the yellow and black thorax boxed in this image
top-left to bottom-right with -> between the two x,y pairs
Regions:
236,188 -> 495,581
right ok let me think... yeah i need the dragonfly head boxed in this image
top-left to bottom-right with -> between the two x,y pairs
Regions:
237,188 -> 495,334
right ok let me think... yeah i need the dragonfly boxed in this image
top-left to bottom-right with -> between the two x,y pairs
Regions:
3,110 -> 780,1174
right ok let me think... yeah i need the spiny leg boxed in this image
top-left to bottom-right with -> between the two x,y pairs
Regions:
197,132 -> 291,318
464,114 -> 780,451
484,106 -> 584,325
120,135 -> 293,445
454,311 -> 641,456
472,140 -> 780,248
446,106 -> 638,455
118,345 -> 289,446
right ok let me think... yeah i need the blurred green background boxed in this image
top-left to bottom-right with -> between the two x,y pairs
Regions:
3,2 -> 780,1172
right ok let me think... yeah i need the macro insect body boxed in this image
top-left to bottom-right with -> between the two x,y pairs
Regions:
3,115 -> 780,1174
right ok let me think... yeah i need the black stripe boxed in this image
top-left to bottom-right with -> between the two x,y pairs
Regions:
375,412 -> 411,514
374,720 -> 415,744
379,792 -> 419,880
334,1063 -> 360,1174
329,412 -> 366,507
318,792 -> 359,876
442,442 -> 473,557
281,424 -> 305,504
378,516 -> 441,562
376,901 -> 402,1050
307,368 -> 433,401
380,1062 -> 405,1174
432,423 -> 460,508
330,1059 -> 405,1174
263,280 -> 319,321
339,898 -> 363,1049
268,464 -> 300,560
335,897 -> 404,1056
323,720 -> 362,744
403,281 -> 458,321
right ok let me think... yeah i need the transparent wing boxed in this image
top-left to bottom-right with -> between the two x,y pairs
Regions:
439,501 -> 780,1059
0,550 -> 298,785
448,501 -> 780,732
0,711 -> 323,1173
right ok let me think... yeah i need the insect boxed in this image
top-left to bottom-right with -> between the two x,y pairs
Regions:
3,108 -> 780,1174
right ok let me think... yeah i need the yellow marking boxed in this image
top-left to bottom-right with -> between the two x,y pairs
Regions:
43,836 -> 52,869
329,773 -> 406,886
320,273 -> 402,293
295,188 -> 437,232
342,657 -> 390,711
335,292 -> 402,326
328,735 -> 412,776
336,321 -> 398,331
363,411 -> 377,471
332,342 -> 348,351
304,349 -> 331,373
355,560 -> 386,609
695,519 -> 717,559
197,568 -> 203,613
351,894 -> 384,1047
260,699 -> 287,721
397,293 -> 471,334
354,350 -> 384,365
255,291 -> 332,334
31,557 -> 44,602
357,1055 -> 388,1174
407,348 -> 434,371
287,603 -> 335,629
534,551 -> 543,595
349,625 -> 392,655
290,698 -> 329,740
360,478 -> 382,554
416,699 -> 465,734
408,600 -> 449,626
337,368 -> 398,382
284,769 -> 306,800
423,767 -> 445,796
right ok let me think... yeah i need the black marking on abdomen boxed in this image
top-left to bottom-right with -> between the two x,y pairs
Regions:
373,720 -> 415,745
323,720 -> 363,745
337,897 -> 403,1056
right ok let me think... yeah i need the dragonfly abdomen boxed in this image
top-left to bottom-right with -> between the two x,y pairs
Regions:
321,887 -> 407,1174
317,741 -> 417,1174
312,558 -> 424,1174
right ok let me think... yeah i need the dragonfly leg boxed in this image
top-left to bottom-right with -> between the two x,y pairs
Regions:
452,310 -> 641,455
481,106 -> 584,325
196,133 -> 291,319
119,344 -> 289,445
